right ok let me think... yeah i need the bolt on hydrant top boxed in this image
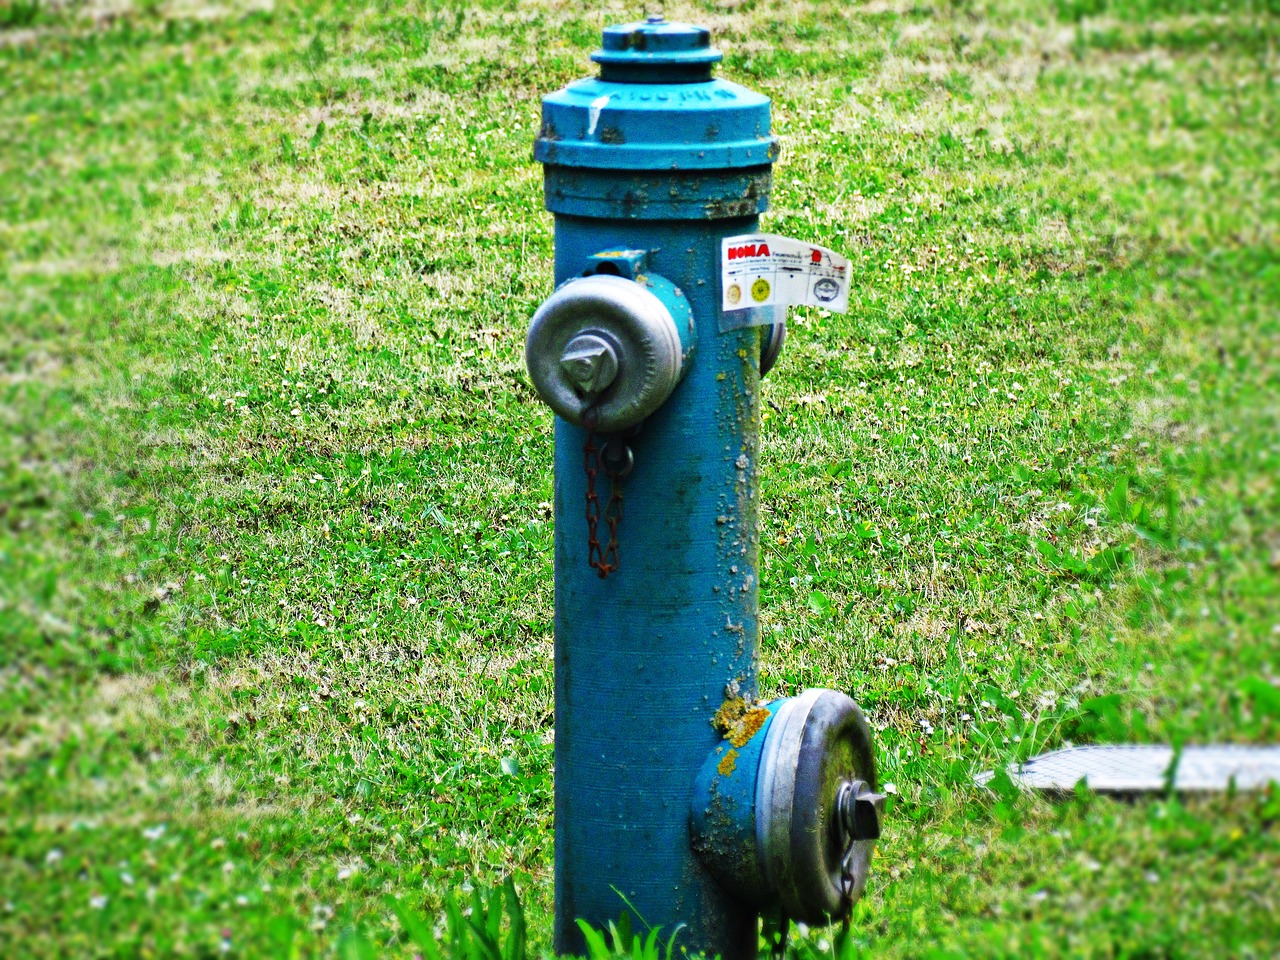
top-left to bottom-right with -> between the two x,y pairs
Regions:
533,15 -> 779,176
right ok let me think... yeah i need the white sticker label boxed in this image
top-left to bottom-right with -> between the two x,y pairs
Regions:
720,234 -> 850,315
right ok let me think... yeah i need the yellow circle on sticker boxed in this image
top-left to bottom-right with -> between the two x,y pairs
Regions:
727,282 -> 742,306
751,278 -> 771,303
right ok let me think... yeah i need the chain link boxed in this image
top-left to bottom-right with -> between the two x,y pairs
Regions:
582,412 -> 623,578
840,844 -> 856,935
836,779 -> 857,934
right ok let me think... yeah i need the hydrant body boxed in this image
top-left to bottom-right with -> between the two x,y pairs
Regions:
550,221 -> 764,957
529,20 -> 880,959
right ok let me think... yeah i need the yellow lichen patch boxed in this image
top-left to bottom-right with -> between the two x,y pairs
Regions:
717,748 -> 738,777
728,707 -> 769,748
712,696 -> 747,733
712,696 -> 770,748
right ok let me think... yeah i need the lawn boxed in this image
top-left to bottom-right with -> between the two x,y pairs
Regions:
1,0 -> 1278,957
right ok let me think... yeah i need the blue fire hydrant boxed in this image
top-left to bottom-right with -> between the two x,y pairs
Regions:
525,18 -> 883,959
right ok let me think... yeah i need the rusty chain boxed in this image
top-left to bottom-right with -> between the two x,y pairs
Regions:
582,411 -> 624,578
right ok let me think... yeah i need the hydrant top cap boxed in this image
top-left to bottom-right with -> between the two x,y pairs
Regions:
592,18 -> 723,82
535,16 -> 777,183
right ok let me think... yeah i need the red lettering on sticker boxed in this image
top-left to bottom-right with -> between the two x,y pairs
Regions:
727,243 -> 771,260
811,249 -> 822,263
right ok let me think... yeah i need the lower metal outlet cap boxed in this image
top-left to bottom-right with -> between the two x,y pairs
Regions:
757,689 -> 879,924
526,274 -> 684,432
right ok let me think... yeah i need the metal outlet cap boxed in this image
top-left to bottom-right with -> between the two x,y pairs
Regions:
526,274 -> 686,432
757,689 -> 879,924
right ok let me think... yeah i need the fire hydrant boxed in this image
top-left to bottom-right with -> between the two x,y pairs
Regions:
525,18 -> 882,959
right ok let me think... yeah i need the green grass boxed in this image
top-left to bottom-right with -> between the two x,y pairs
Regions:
2,0 -> 1277,956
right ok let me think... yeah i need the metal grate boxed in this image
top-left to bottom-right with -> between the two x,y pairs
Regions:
976,745 -> 1280,794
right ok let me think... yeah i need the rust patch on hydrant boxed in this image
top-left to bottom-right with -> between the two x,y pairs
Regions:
717,748 -> 739,776
712,696 -> 770,748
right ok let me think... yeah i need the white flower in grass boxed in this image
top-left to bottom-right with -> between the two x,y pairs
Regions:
90,894 -> 108,910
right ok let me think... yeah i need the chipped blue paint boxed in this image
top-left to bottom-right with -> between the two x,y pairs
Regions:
689,701 -> 782,909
